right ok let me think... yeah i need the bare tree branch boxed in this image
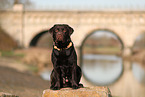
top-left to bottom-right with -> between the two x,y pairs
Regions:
0,0 -> 32,10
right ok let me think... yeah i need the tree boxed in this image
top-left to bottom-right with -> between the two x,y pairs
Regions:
0,0 -> 13,10
0,0 -> 32,10
0,26 -> 17,50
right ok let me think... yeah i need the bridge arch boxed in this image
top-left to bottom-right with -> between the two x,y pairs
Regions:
132,31 -> 145,53
80,29 -> 124,51
80,29 -> 124,85
29,30 -> 53,48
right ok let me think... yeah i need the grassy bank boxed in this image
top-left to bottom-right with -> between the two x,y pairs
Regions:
0,50 -> 24,57
83,47 -> 122,55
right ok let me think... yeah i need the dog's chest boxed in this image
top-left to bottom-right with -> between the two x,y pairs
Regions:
60,49 -> 70,57
54,48 -> 71,58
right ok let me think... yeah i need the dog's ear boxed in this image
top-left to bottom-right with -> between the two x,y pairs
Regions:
49,25 -> 55,35
67,25 -> 74,35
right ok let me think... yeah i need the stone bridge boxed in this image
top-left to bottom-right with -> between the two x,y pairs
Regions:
0,4 -> 145,56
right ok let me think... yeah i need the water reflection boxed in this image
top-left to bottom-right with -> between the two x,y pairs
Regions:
82,54 -> 123,85
132,62 -> 145,85
40,70 -> 51,81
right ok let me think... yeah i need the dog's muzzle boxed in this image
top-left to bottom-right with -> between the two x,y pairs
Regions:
56,34 -> 64,42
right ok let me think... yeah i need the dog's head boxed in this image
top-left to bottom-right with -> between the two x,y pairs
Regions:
49,24 -> 74,44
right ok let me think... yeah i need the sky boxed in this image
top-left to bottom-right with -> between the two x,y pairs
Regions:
30,0 -> 145,11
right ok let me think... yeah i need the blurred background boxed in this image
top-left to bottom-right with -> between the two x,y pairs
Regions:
0,0 -> 145,97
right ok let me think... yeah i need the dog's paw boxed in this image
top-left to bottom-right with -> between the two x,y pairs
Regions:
72,85 -> 79,89
79,84 -> 84,88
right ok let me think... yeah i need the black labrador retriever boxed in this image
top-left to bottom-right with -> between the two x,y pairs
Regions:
49,24 -> 83,90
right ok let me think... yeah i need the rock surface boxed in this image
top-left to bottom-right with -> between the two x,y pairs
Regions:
42,87 -> 111,97
0,92 -> 18,97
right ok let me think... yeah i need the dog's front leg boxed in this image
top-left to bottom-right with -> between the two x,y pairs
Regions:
50,55 -> 61,90
50,66 -> 61,90
71,64 -> 79,89
50,51 -> 62,90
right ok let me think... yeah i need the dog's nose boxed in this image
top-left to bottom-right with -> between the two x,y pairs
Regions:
58,32 -> 62,35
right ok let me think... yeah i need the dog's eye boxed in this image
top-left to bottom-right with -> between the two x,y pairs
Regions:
63,30 -> 66,32
55,29 -> 59,32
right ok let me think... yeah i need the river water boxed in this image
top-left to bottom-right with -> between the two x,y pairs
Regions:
81,54 -> 145,97
82,54 -> 123,85
82,54 -> 145,85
